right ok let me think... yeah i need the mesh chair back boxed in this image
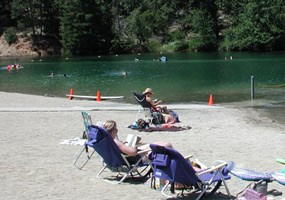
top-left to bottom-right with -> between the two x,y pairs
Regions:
133,92 -> 154,111
82,111 -> 93,134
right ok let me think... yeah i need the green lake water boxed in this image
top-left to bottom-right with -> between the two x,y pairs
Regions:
0,52 -> 284,123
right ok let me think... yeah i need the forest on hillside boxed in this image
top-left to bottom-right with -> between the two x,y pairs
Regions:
1,0 -> 285,56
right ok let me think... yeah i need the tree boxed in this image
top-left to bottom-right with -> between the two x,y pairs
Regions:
60,0 -> 113,55
187,0 -> 218,51
0,1 -> 16,34
222,0 -> 285,51
121,0 -> 196,51
188,8 -> 217,51
41,0 -> 61,36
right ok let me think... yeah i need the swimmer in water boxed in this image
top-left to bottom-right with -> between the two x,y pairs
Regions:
7,64 -> 21,72
15,64 -> 22,69
121,71 -> 128,76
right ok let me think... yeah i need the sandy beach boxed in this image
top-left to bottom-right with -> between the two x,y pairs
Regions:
0,92 -> 284,200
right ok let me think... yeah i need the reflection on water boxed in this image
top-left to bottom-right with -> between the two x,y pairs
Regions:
0,52 -> 284,107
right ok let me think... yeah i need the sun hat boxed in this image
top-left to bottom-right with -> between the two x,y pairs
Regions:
143,88 -> 154,94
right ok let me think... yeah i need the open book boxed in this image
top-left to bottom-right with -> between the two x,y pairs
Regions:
125,134 -> 141,147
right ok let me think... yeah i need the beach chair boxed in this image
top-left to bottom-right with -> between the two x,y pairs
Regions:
133,92 -> 162,125
150,144 -> 233,199
75,125 -> 152,184
73,111 -> 94,169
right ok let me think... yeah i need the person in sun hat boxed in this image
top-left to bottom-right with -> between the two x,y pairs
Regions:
143,88 -> 180,123
143,88 -> 163,111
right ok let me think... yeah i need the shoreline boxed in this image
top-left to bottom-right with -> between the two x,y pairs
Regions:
1,91 -> 284,125
0,92 -> 284,199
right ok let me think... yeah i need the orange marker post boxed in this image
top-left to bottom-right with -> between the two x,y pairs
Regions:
69,88 -> 74,100
208,94 -> 214,106
96,90 -> 101,102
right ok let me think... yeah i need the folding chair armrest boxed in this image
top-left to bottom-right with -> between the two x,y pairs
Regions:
123,149 -> 150,158
184,154 -> 193,160
196,162 -> 227,176
137,148 -> 151,155
121,149 -> 151,168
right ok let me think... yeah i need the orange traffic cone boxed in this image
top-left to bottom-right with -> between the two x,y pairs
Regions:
96,90 -> 101,102
68,88 -> 74,100
208,94 -> 214,106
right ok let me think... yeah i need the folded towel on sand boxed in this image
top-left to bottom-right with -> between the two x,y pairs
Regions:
59,138 -> 86,146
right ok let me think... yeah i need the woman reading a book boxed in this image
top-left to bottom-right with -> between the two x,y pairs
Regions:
103,120 -> 173,156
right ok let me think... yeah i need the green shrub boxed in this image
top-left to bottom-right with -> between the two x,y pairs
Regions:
147,39 -> 162,52
219,37 -> 231,51
188,36 -> 203,52
161,42 -> 181,53
4,27 -> 17,45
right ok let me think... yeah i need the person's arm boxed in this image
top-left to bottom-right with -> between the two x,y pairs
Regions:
114,139 -> 138,155
154,100 -> 162,106
146,97 -> 162,108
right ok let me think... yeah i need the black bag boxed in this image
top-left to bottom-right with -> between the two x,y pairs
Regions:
152,112 -> 165,124
137,118 -> 149,129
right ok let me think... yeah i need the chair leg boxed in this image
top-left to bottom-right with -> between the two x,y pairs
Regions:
195,186 -> 207,200
136,107 -> 143,121
97,157 -> 151,184
97,164 -> 108,180
96,164 -> 131,184
161,181 -> 174,198
221,175 -> 231,197
73,147 -> 95,170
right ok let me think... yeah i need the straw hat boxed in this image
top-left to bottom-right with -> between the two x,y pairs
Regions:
143,88 -> 154,94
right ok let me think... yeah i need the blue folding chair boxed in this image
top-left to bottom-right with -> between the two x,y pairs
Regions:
74,125 -> 152,184
150,144 -> 234,199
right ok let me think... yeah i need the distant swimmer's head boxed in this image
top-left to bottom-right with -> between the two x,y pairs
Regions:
15,64 -> 22,69
121,71 -> 127,76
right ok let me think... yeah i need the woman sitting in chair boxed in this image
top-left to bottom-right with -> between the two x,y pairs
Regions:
143,88 -> 164,112
103,120 -> 173,156
143,88 -> 180,123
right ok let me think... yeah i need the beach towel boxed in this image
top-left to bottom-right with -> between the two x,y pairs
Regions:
128,122 -> 191,132
139,125 -> 191,132
59,137 -> 87,146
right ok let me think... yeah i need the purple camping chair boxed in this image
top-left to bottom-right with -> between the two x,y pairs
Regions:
150,144 -> 234,199
74,125 -> 152,184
